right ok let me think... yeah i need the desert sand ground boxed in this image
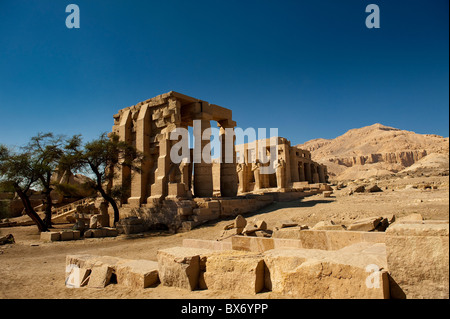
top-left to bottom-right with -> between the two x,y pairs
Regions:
0,176 -> 448,299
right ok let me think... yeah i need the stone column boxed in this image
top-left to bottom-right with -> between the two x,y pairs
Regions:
128,106 -> 151,206
312,165 -> 320,183
252,161 -> 262,190
318,165 -> 326,183
148,133 -> 170,201
275,159 -> 286,189
298,161 -> 306,181
219,124 -> 238,197
193,116 -> 213,197
115,109 -> 132,203
236,163 -> 246,193
304,163 -> 312,184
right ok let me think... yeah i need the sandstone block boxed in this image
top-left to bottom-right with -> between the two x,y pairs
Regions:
87,264 -> 113,289
299,230 -> 329,250
386,222 -> 449,299
182,239 -> 232,251
89,215 -> 99,229
264,245 -> 389,298
104,227 -> 118,237
178,207 -> 193,216
60,231 -> 74,241
203,251 -> 265,294
367,184 -> 382,193
275,220 -> 298,229
232,236 -> 275,253
72,230 -> 81,240
323,191 -> 333,197
116,259 -> 159,289
272,226 -> 302,239
396,213 -> 423,223
234,215 -> 247,228
40,231 -> 61,242
157,247 -> 212,291
312,220 -> 345,231
91,228 -> 106,238
347,217 -> 383,231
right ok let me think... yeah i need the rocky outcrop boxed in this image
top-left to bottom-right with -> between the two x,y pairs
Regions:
327,150 -> 428,168
297,123 -> 449,180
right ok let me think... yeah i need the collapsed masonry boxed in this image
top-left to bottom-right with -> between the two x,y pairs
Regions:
110,92 -> 329,232
65,218 -> 449,299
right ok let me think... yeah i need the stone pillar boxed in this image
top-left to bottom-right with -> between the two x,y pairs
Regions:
275,159 -> 286,189
312,165 -> 320,183
237,163 -> 246,193
304,163 -> 312,184
193,117 -> 213,197
219,124 -> 238,197
318,165 -> 326,183
290,152 -> 299,183
298,161 -> 306,181
128,106 -> 151,206
115,109 -> 132,203
252,162 -> 262,190
148,133 -> 170,201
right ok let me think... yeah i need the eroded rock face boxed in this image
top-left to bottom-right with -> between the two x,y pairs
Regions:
386,222 -> 449,299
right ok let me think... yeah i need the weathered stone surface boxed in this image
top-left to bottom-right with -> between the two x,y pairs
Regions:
264,243 -> 389,298
157,247 -> 212,291
232,236 -> 274,252
323,191 -> 333,197
299,230 -> 329,250
347,216 -> 383,231
275,220 -> 298,229
89,215 -> 99,229
367,184 -> 382,193
182,239 -> 232,251
386,222 -> 449,299
60,231 -> 74,241
104,227 -> 118,237
272,226 -> 307,239
396,213 -> 423,223
65,267 -> 91,288
254,230 -> 272,237
87,264 -> 113,288
234,215 -> 247,228
40,231 -> 60,242
116,259 -> 159,289
203,251 -> 265,294
312,220 -> 345,231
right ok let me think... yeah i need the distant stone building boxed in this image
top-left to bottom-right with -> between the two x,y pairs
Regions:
233,137 -> 328,194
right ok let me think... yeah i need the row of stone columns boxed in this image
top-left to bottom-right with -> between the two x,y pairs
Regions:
116,111 -> 238,204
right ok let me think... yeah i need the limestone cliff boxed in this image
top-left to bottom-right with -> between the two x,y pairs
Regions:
297,123 -> 449,181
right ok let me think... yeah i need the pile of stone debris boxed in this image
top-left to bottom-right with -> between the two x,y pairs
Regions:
220,215 -> 272,239
218,212 -> 409,242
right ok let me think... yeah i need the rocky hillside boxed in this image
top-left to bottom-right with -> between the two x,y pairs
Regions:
297,123 -> 449,181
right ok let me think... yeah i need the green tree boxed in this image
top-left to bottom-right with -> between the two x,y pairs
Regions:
0,145 -> 48,232
61,133 -> 142,225
25,133 -> 64,227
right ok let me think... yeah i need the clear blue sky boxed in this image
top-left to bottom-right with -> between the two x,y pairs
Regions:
0,0 -> 448,149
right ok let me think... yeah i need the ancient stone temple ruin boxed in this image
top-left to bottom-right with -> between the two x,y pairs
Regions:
234,137 -> 328,193
110,92 -> 329,231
